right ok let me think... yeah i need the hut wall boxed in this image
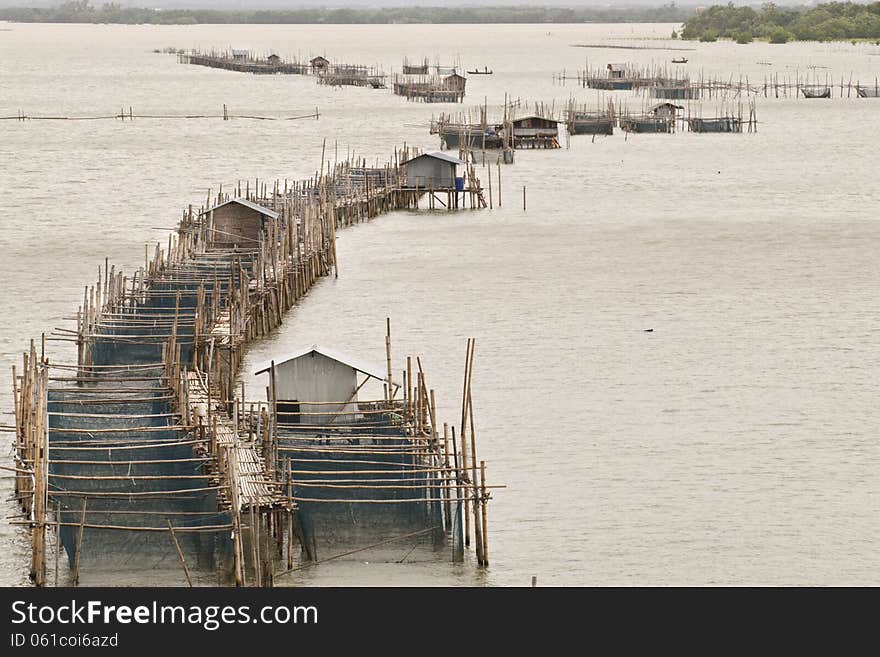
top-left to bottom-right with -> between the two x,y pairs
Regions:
211,205 -> 264,248
272,353 -> 359,424
405,159 -> 455,188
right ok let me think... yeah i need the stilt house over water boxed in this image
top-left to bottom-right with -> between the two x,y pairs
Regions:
510,115 -> 561,149
400,152 -> 465,189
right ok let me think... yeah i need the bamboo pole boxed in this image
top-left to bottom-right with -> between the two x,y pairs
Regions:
480,460 -> 489,565
72,497 -> 87,586
167,520 -> 193,586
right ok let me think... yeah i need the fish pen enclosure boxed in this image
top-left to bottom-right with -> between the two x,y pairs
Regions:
555,62 -> 684,92
402,57 -> 430,75
431,106 -> 506,151
393,73 -> 467,103
683,99 -> 757,134
431,99 -> 565,151
246,332 -> 497,567
179,50 -> 309,75
565,98 -> 616,136
617,98 -> 757,135
316,63 -> 387,89
11,144 -> 494,586
652,83 -> 700,100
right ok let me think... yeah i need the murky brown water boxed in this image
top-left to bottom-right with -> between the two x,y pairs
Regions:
2,23 -> 879,586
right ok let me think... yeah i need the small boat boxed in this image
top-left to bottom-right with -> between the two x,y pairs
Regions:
671,57 -> 688,64
467,66 -> 493,75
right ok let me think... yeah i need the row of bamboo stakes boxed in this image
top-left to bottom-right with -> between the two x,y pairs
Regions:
1,107 -> 321,122
555,61 -> 880,100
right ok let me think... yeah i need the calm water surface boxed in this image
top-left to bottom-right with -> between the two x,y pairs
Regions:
1,23 -> 878,586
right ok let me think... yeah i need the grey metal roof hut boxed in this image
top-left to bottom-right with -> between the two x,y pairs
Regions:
400,151 -> 464,189
254,345 -> 399,425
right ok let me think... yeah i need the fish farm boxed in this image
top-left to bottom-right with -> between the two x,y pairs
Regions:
10,147 -> 496,586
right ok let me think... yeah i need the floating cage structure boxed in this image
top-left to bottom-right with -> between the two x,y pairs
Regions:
393,73 -> 466,103
178,49 -> 309,75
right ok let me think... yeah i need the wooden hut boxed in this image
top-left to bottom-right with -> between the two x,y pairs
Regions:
231,48 -> 249,61
267,54 -> 282,65
204,198 -> 279,249
310,56 -> 329,72
509,115 -> 561,149
443,73 -> 467,92
400,152 -> 464,189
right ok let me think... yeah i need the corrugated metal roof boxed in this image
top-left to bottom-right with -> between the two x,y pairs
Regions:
205,198 -> 280,220
253,345 -> 398,386
649,102 -> 684,112
400,151 -> 464,166
512,115 -> 559,124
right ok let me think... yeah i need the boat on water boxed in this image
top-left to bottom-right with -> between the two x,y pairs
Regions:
672,57 -> 688,64
467,66 -> 493,75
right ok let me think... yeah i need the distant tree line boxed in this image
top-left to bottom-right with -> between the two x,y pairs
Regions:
681,2 -> 880,43
0,2 -> 692,25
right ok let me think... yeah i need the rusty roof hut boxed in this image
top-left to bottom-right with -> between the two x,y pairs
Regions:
254,346 -> 446,559
509,115 -> 561,149
204,198 -> 280,250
